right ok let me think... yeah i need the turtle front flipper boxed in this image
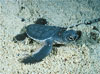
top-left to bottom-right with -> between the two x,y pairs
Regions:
21,37 -> 53,64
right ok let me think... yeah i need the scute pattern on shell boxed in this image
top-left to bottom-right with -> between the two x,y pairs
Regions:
26,24 -> 62,40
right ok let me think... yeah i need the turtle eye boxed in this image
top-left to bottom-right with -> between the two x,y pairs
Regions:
68,36 -> 74,40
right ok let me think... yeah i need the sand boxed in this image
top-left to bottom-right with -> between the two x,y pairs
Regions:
0,0 -> 100,74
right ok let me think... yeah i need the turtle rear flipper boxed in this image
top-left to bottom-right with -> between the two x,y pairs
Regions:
35,18 -> 47,25
21,38 -> 53,64
13,32 -> 27,42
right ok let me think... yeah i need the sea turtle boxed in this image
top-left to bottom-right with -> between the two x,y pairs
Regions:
14,18 -> 81,64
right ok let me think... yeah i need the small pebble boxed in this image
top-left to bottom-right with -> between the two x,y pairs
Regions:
21,18 -> 25,22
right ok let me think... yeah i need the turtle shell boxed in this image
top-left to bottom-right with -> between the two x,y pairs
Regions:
26,24 -> 61,40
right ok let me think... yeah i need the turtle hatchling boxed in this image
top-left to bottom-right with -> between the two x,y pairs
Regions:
14,18 -> 81,64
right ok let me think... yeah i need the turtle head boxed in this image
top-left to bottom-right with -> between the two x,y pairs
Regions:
62,30 -> 81,42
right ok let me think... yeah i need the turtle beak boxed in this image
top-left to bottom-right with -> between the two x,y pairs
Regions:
76,30 -> 82,40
